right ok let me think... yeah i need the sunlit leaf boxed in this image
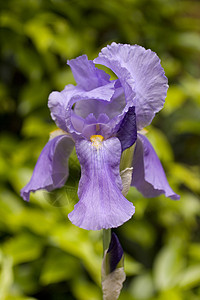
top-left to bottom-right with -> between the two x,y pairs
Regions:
2,233 -> 44,265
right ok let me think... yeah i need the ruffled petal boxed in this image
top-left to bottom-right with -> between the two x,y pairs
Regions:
21,135 -> 74,201
132,134 -> 180,200
94,42 -> 168,130
68,54 -> 110,90
68,137 -> 135,230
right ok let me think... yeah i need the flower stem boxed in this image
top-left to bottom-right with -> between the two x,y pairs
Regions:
103,229 -> 111,253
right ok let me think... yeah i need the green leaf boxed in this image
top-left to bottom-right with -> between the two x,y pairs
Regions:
2,233 -> 44,265
178,265 -> 200,289
153,242 -> 185,290
164,85 -> 186,115
50,224 -> 102,285
129,272 -> 154,299
0,252 -> 13,300
72,278 -> 102,300
171,164 -> 200,193
124,253 -> 142,276
40,248 -> 80,285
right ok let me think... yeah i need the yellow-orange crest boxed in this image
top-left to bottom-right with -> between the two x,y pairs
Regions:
90,135 -> 104,149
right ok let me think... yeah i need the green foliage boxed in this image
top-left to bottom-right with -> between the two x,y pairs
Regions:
0,0 -> 200,299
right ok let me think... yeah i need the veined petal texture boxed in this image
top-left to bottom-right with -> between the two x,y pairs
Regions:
94,42 -> 168,130
68,137 -> 135,230
21,135 -> 74,201
132,134 -> 180,200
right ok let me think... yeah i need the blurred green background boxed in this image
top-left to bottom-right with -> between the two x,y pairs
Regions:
0,0 -> 200,299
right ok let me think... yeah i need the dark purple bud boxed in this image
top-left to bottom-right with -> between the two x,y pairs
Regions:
117,106 -> 137,152
107,232 -> 124,273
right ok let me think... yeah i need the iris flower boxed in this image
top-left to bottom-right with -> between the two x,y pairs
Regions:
21,43 -> 179,230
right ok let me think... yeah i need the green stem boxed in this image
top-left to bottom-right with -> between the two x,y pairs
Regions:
103,229 -> 111,254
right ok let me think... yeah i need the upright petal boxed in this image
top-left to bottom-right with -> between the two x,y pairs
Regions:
68,137 -> 135,230
74,82 -> 125,120
21,135 -> 74,201
65,81 -> 116,135
132,134 -> 180,200
48,84 -> 81,131
94,42 -> 168,130
68,54 -> 110,90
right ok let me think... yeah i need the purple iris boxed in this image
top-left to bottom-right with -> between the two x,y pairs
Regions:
21,43 -> 180,230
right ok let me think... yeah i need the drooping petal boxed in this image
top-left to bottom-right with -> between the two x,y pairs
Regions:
68,54 -> 110,91
21,135 -> 74,201
132,134 -> 180,200
117,106 -> 137,152
68,137 -> 135,230
94,42 -> 168,130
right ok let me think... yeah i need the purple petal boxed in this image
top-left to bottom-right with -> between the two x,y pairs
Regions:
68,54 -> 110,90
74,82 -> 125,120
94,42 -> 168,130
81,114 -> 110,139
71,82 -> 130,139
74,98 -> 107,120
21,135 -> 74,201
68,137 -> 135,230
117,106 -> 137,152
132,134 -> 180,200
65,82 -> 116,135
48,85 -> 81,131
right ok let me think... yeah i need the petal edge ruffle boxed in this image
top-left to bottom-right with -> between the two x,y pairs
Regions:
94,42 -> 168,130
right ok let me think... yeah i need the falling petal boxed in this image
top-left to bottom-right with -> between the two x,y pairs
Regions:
21,135 -> 74,201
68,137 -> 135,230
132,133 -> 180,200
